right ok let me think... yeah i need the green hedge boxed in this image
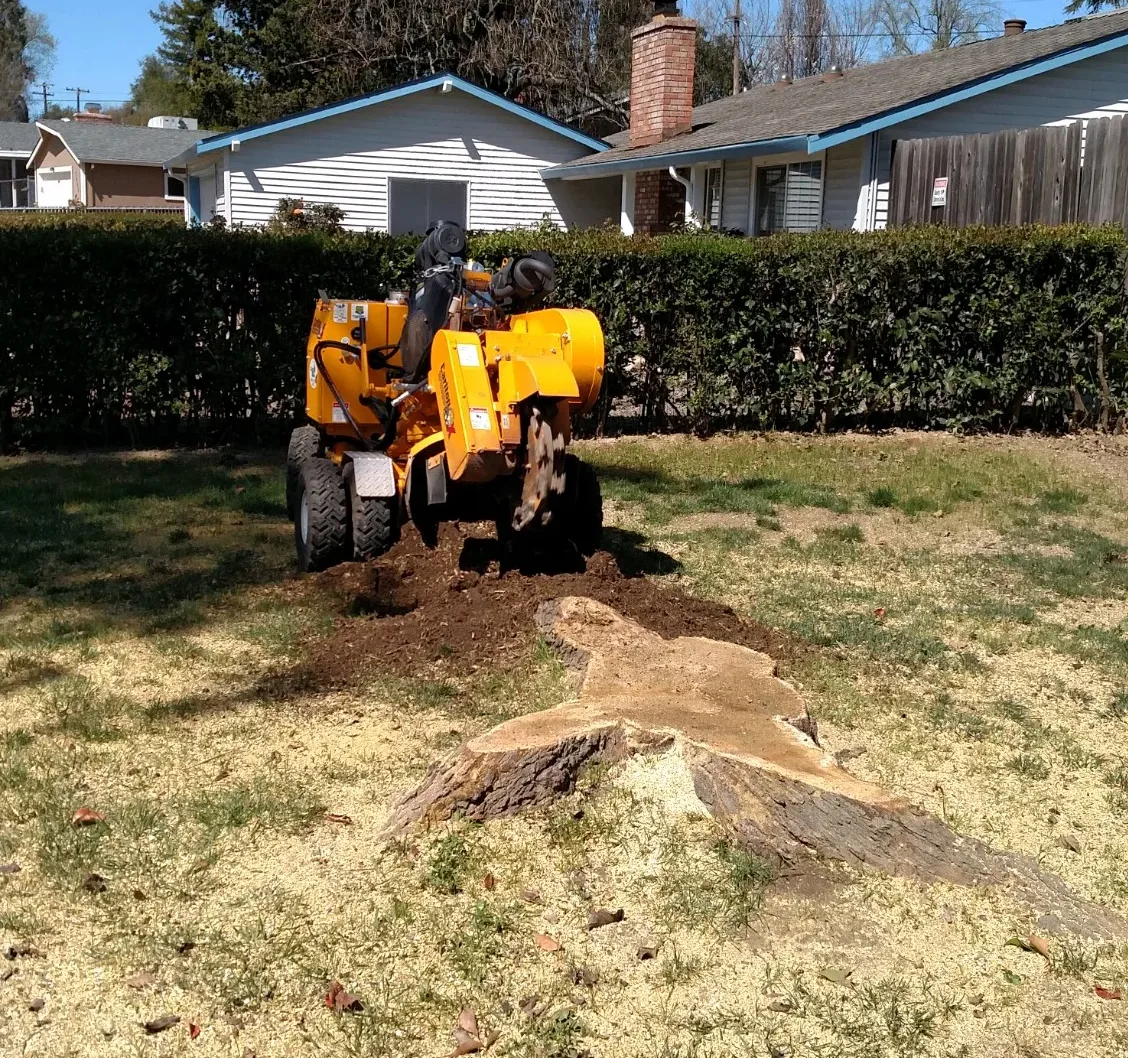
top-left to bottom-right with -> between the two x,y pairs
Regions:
1,221 -> 1125,448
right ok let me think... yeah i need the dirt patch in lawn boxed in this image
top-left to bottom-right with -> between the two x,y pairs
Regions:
296,524 -> 808,686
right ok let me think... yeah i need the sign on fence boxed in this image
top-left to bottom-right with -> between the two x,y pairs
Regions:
931,177 -> 948,208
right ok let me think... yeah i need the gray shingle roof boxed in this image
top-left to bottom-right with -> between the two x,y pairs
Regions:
554,11 -> 1128,172
38,120 -> 211,166
0,121 -> 40,154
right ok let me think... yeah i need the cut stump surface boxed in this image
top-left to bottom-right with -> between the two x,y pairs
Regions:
384,596 -> 1126,939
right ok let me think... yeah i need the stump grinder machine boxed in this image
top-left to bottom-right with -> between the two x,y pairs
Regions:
286,221 -> 605,572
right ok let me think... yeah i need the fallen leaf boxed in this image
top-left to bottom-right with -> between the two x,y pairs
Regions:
518,995 -> 541,1016
125,972 -> 157,990
1096,986 -> 1122,1000
0,862 -> 20,874
1057,834 -> 1082,854
28,997 -> 45,1012
132,889 -> 147,900
519,888 -> 543,905
234,486 -> 246,494
450,1027 -> 481,1056
1002,969 -> 1023,985
1027,935 -> 1051,961
325,813 -> 353,825
457,1008 -> 479,1037
585,908 -> 625,931
533,933 -> 561,953
571,965 -> 599,987
1005,936 -> 1034,953
189,1023 -> 201,1040
71,807 -> 105,827
176,940 -> 196,955
818,967 -> 852,986
482,872 -> 496,891
637,945 -> 659,961
143,1014 -> 181,1034
483,1029 -> 500,1049
873,607 -> 886,619
243,1049 -> 256,1058
324,980 -> 363,1013
82,872 -> 107,893
766,996 -> 793,1013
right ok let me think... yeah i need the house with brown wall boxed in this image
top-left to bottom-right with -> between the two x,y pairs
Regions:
27,115 -> 207,209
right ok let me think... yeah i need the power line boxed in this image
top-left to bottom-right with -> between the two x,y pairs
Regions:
65,86 -> 90,111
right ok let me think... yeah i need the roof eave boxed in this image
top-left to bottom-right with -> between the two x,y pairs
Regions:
196,74 -> 609,157
810,28 -> 1128,151
543,135 -> 812,179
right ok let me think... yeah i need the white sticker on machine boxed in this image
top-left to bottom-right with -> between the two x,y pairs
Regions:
332,302 -> 348,324
469,407 -> 491,431
308,359 -> 318,389
332,403 -> 348,423
351,302 -> 368,320
457,343 -> 481,367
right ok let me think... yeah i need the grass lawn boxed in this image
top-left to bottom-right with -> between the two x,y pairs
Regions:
2,434 -> 1128,1057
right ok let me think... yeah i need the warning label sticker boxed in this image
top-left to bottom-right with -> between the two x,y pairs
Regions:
468,408 -> 491,431
332,403 -> 347,423
351,302 -> 368,320
457,343 -> 481,368
332,302 -> 348,324
308,359 -> 318,389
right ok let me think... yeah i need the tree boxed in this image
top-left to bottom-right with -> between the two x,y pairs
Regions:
0,1 -> 54,121
876,0 -> 1001,54
111,55 -> 193,125
1065,0 -> 1124,12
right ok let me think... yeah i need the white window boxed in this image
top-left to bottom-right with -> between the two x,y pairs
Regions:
0,158 -> 32,208
755,161 -> 823,235
165,171 -> 186,200
703,166 -> 723,229
388,178 -> 468,235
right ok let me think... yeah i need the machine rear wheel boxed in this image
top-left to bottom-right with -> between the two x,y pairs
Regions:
286,426 -> 322,520
561,455 -> 603,556
346,466 -> 400,561
294,458 -> 348,572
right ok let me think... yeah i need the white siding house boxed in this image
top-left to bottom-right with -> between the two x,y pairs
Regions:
174,75 -> 620,233
544,10 -> 1128,236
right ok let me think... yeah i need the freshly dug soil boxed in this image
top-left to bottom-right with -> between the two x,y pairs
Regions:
298,523 -> 806,686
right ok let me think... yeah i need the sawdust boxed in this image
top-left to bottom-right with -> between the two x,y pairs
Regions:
294,524 -> 809,686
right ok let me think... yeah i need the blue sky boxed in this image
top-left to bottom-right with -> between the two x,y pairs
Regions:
27,0 -> 1079,119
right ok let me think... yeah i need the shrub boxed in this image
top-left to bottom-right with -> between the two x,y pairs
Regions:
0,220 -> 1124,448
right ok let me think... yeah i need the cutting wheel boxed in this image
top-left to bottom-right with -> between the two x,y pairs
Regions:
512,404 -> 567,532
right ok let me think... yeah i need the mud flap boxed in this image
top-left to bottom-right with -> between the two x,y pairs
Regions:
344,451 -> 396,498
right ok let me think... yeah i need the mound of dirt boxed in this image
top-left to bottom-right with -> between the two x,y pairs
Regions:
299,524 -> 806,686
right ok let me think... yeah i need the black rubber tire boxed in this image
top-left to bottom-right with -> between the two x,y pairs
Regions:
562,454 -> 603,556
293,457 -> 349,572
286,426 -> 322,520
346,464 -> 400,561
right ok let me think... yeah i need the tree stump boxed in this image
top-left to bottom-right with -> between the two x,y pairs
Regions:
384,596 -> 1126,939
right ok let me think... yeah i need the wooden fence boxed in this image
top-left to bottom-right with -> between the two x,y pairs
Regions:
889,114 -> 1128,228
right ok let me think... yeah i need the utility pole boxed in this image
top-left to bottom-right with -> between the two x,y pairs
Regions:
65,87 -> 90,113
731,0 -> 741,96
39,82 -> 52,117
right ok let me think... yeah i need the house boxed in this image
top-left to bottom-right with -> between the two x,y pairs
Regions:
545,5 -> 1128,235
27,114 -> 205,210
0,122 -> 39,208
168,75 -> 620,232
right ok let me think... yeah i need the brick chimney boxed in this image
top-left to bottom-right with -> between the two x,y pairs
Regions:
73,106 -> 113,124
629,1 -> 696,149
1003,18 -> 1027,36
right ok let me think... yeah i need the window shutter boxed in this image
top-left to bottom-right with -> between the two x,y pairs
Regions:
783,161 -> 823,232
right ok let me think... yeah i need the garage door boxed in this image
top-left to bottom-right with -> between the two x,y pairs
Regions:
37,168 -> 72,208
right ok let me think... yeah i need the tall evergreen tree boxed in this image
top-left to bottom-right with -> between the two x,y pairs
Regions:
0,0 -> 32,121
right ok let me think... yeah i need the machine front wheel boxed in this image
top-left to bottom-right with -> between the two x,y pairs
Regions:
346,466 -> 401,561
286,425 -> 322,520
294,458 -> 349,572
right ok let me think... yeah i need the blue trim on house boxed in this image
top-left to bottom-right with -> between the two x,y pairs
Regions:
810,31 -> 1128,151
195,74 -> 608,156
544,136 -> 810,179
187,175 -> 201,225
